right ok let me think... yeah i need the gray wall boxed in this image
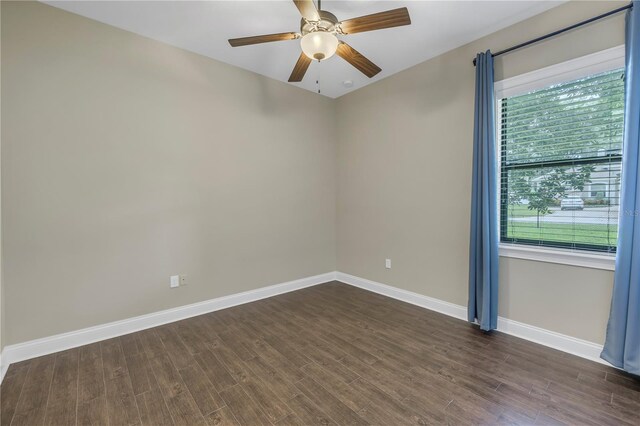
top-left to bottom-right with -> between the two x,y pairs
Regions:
1,1 -> 625,347
336,0 -> 624,345
1,2 -> 337,345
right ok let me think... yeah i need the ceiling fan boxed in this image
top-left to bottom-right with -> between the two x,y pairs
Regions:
228,0 -> 411,82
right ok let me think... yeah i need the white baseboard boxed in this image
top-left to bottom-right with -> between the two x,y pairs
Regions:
335,272 -> 468,321
0,353 -> 6,384
0,271 -> 337,383
335,272 -> 607,366
495,316 -> 606,363
0,269 -> 610,385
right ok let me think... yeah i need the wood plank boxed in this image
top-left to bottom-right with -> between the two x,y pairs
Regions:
207,340 -> 254,385
240,376 -> 291,423
76,342 -> 109,426
194,349 -> 237,392
435,365 -> 538,423
43,349 -> 79,425
175,319 -> 211,355
218,385 -> 271,426
294,376 -> 368,425
125,352 -> 156,396
0,363 -> 30,426
204,406 -> 240,425
495,382 -> 601,426
2,360 -> 32,378
149,353 -> 206,425
136,389 -> 174,426
179,363 -> 226,416
349,378 -> 432,425
410,365 -> 502,424
275,413 -> 304,426
300,362 -> 369,413
77,395 -> 108,426
529,382 -> 638,426
101,338 -> 130,380
156,325 -> 197,370
245,337 -> 305,384
577,371 -> 640,403
78,342 -> 105,402
138,329 -> 166,360
262,334 -> 311,368
120,333 -> 144,358
104,373 -> 141,425
102,339 -> 142,426
243,356 -> 301,402
535,411 -> 569,425
9,355 -> 56,426
285,393 -> 336,426
217,327 -> 258,362
323,332 -> 379,365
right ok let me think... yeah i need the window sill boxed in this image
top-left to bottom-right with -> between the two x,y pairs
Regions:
499,243 -> 616,271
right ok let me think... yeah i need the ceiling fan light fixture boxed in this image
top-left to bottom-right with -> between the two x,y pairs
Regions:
300,31 -> 338,61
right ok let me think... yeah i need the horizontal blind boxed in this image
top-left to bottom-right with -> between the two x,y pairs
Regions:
499,68 -> 625,253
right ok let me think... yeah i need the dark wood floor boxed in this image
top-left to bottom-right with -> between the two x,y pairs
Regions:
1,282 -> 639,426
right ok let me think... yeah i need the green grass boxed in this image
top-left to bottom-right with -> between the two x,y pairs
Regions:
507,205 -> 547,218
507,221 -> 618,247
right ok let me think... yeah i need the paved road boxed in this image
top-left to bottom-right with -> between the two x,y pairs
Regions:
511,206 -> 619,225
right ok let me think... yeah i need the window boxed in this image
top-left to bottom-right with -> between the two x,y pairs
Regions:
497,51 -> 625,254
591,183 -> 607,198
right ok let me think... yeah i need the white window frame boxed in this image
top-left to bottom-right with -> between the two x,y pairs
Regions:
494,45 -> 625,271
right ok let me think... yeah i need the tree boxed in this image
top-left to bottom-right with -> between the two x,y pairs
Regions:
503,69 -> 623,230
514,166 -> 594,227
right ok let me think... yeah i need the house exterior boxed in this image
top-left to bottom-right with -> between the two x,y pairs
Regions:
529,162 -> 621,206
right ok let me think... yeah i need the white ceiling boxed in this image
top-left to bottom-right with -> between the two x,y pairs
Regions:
44,1 -> 564,98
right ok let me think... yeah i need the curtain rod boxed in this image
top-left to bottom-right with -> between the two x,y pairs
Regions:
472,2 -> 633,66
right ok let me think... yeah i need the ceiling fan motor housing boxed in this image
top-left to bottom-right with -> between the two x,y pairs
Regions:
300,10 -> 339,36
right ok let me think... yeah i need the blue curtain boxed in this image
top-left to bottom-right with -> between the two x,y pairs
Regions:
468,51 -> 499,331
601,1 -> 640,376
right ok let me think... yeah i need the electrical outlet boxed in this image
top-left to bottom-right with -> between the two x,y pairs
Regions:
170,275 -> 180,288
180,275 -> 188,286
385,259 -> 391,269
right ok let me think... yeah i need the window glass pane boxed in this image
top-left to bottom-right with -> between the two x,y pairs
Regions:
503,71 -> 625,166
500,68 -> 624,252
504,164 -> 620,250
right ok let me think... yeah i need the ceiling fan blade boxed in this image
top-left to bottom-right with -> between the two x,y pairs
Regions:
228,32 -> 298,47
339,7 -> 411,35
336,42 -> 381,78
293,0 -> 320,21
288,52 -> 312,82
